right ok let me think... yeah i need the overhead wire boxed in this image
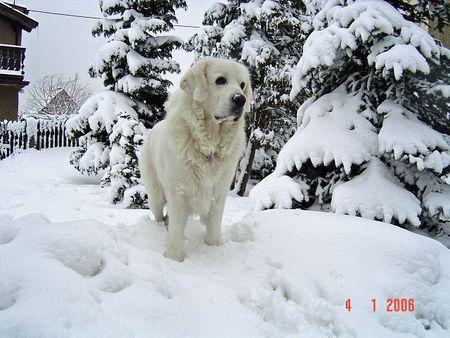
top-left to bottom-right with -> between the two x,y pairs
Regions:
28,9 -> 200,28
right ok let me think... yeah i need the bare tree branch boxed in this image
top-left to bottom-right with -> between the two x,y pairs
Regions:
23,74 -> 93,116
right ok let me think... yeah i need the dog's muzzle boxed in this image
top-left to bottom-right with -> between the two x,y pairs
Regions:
231,94 -> 246,122
232,94 -> 246,108
232,109 -> 243,122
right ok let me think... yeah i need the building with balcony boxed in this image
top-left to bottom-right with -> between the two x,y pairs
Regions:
0,1 -> 38,121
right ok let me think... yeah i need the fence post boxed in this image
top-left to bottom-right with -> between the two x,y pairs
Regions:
36,121 -> 41,150
8,129 -> 13,156
45,128 -> 49,148
28,132 -> 35,149
50,128 -> 54,148
57,124 -> 61,147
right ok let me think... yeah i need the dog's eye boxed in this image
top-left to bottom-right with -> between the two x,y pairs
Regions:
215,77 -> 226,85
240,82 -> 245,90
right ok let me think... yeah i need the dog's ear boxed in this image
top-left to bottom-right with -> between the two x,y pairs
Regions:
180,68 -> 194,92
180,58 -> 209,102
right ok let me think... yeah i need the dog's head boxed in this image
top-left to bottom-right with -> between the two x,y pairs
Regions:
180,57 -> 253,123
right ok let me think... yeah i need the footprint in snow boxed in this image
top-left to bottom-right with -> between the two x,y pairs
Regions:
92,257 -> 132,294
0,285 -> 16,311
0,225 -> 18,245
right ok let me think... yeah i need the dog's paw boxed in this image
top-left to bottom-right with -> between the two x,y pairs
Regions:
156,219 -> 168,230
205,236 -> 222,246
164,250 -> 184,262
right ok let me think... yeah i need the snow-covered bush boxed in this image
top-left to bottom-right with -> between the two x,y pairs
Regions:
188,0 -> 308,195
67,0 -> 186,207
251,0 -> 450,237
67,92 -> 150,207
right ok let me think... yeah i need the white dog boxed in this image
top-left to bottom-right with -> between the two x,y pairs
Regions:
139,57 -> 252,261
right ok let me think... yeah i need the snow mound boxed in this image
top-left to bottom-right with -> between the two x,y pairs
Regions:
423,185 -> 450,222
378,100 -> 449,173
0,214 -> 132,337
1,211 -> 450,336
276,86 -> 378,175
332,158 -> 421,226
249,173 -> 308,210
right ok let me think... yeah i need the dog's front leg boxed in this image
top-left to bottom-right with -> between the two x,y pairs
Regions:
165,193 -> 188,261
203,192 -> 226,246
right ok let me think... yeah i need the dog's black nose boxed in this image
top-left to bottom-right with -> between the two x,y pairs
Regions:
232,94 -> 246,108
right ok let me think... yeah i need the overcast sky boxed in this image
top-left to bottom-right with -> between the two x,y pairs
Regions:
18,0 -> 217,110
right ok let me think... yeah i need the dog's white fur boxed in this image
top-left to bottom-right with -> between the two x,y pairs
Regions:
139,57 -> 252,261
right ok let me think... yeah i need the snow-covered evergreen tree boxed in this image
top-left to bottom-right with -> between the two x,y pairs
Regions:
250,0 -> 450,240
67,0 -> 186,207
188,0 -> 308,195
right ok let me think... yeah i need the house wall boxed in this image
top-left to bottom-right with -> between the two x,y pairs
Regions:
0,16 -> 20,121
0,16 -> 17,45
0,86 -> 18,121
0,5 -> 36,121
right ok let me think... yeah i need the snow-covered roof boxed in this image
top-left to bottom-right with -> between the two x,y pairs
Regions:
0,2 -> 38,32
40,89 -> 77,114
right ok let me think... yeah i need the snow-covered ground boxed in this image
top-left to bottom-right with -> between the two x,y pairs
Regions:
1,148 -> 450,337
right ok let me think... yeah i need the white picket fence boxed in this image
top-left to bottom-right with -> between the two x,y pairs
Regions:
0,115 -> 79,160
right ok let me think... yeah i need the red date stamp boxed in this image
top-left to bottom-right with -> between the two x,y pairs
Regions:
345,298 -> 415,312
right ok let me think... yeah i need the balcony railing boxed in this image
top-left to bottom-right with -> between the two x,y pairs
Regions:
0,44 -> 26,75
